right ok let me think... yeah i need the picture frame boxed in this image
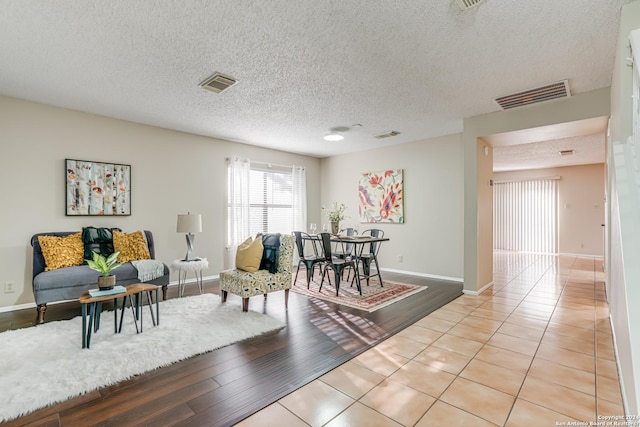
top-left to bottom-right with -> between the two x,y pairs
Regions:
358,169 -> 404,223
65,159 -> 131,216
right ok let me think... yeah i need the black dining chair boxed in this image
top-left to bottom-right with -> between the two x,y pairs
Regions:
356,229 -> 385,287
318,232 -> 361,296
293,231 -> 324,288
334,227 -> 357,260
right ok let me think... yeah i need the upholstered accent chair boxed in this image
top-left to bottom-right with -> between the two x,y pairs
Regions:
220,234 -> 294,311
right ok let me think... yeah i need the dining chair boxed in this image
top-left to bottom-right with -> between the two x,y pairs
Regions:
356,229 -> 385,287
318,232 -> 361,296
334,227 -> 357,259
293,231 -> 324,288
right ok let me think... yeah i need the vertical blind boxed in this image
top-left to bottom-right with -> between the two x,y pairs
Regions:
248,165 -> 293,235
493,178 -> 558,254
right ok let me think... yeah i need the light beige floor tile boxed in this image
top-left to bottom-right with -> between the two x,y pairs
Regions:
415,400 -> 497,427
440,377 -> 515,426
428,308 -> 467,323
479,302 -> 516,314
497,322 -> 545,342
432,333 -> 484,357
388,360 -> 456,398
596,357 -> 619,380
518,376 -> 596,421
546,322 -> 596,342
510,306 -> 553,321
459,359 -> 525,396
597,337 -> 616,361
375,335 -> 429,359
536,343 -> 595,373
413,345 -> 474,375
325,401 -> 402,427
447,323 -> 495,343
279,380 -> 354,427
352,347 -> 410,377
486,332 -> 539,356
597,375 -> 623,404
236,402 -> 308,427
360,378 -> 435,426
320,360 -> 386,400
597,397 -> 624,418
541,331 -> 595,356
528,358 -> 596,395
395,324 -> 443,346
414,316 -> 457,333
444,302 -> 477,315
470,307 -> 510,322
506,399 -> 580,427
474,345 -> 533,374
503,313 -> 548,330
458,315 -> 503,332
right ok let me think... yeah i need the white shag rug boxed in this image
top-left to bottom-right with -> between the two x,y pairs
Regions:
0,293 -> 285,422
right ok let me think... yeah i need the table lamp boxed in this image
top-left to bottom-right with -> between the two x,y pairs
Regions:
176,212 -> 202,261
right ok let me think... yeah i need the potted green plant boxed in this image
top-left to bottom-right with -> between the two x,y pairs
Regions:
322,202 -> 348,234
86,251 -> 122,290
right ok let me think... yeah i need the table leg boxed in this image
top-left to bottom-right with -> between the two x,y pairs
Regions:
87,302 -> 95,349
155,288 -> 160,325
82,303 -> 88,349
113,298 -> 118,333
128,295 -> 140,333
197,269 -> 203,294
118,296 -> 126,333
146,291 -> 157,326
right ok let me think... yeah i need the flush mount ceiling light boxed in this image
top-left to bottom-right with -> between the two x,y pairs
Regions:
323,132 -> 344,142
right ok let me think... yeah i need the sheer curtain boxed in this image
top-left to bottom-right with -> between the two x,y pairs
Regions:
291,165 -> 307,232
227,157 -> 250,268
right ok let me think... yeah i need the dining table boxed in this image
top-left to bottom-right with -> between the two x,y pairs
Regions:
304,232 -> 390,289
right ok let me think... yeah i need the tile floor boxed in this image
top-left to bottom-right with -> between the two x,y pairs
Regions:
237,253 -> 624,426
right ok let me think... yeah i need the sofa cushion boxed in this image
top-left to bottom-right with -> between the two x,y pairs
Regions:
33,263 -> 140,292
235,237 -> 263,273
82,226 -> 121,259
38,233 -> 84,271
113,230 -> 151,263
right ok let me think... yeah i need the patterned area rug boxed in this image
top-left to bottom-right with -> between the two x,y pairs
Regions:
291,270 -> 427,312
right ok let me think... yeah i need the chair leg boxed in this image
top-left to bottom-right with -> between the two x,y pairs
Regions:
294,262 -> 301,285
242,298 -> 249,312
334,269 -> 341,296
222,290 -> 228,302
284,289 -> 289,309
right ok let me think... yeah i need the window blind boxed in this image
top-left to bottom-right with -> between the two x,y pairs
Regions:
248,166 -> 293,235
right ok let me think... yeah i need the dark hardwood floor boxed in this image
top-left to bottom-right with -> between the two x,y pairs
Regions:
0,272 -> 462,427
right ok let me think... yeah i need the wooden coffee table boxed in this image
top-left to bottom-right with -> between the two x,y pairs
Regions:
79,283 -> 160,349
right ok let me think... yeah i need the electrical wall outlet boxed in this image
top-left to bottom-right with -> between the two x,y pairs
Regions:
4,281 -> 15,294
397,255 -> 403,263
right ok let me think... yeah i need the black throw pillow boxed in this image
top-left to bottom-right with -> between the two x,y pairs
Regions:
82,226 -> 122,260
259,233 -> 281,274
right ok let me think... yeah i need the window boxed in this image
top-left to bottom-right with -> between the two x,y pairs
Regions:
248,164 -> 293,235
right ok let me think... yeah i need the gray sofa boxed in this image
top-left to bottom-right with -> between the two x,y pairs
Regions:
31,230 -> 169,323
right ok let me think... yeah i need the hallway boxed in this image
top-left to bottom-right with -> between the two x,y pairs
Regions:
239,253 -> 623,426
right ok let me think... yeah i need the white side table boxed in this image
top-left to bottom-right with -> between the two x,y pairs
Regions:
170,258 -> 209,297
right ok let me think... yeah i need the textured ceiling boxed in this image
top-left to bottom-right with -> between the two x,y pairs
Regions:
0,0 -> 628,166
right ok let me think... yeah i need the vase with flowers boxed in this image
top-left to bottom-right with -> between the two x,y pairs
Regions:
322,202 -> 348,234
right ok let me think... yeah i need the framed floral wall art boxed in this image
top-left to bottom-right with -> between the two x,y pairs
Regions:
358,169 -> 404,223
65,159 -> 131,216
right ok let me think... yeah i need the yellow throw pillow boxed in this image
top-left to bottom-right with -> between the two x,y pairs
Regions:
235,237 -> 263,273
112,230 -> 151,263
38,233 -> 84,271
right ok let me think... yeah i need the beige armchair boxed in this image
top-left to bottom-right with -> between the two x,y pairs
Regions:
220,234 -> 294,311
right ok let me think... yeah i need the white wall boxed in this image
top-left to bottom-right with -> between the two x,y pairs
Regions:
320,133 -> 464,282
607,0 -> 640,415
0,96 -> 321,309
494,163 -> 606,257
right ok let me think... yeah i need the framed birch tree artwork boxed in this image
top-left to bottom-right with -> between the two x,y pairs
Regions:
358,169 -> 404,223
65,159 -> 131,216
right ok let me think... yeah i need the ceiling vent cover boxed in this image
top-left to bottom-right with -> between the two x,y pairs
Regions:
559,149 -> 575,156
199,72 -> 237,93
494,80 -> 570,110
374,130 -> 401,139
455,0 -> 485,10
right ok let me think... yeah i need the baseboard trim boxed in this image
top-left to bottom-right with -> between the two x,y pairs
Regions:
463,281 -> 494,296
559,252 -> 604,259
380,268 -> 463,283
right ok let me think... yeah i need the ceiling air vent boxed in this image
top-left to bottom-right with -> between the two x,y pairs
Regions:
494,80 -> 570,110
199,72 -> 237,93
374,130 -> 401,139
455,0 -> 485,10
559,149 -> 575,156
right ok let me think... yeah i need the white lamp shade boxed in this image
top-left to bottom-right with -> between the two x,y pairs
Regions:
177,213 -> 202,233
